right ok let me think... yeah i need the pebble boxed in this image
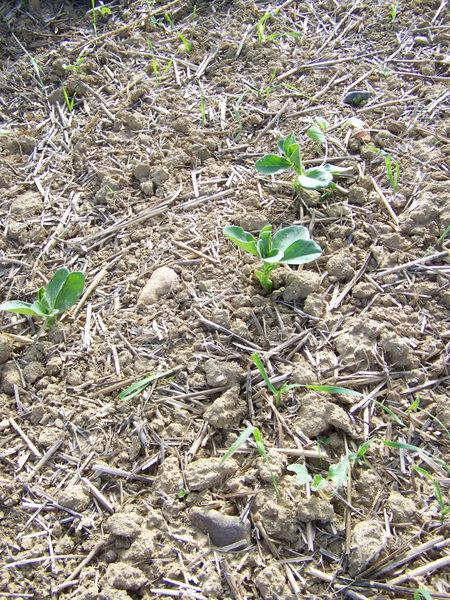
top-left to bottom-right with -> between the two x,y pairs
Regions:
189,508 -> 250,549
137,266 -> 179,306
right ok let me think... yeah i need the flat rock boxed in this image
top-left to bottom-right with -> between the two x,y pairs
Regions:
10,191 -> 43,216
137,266 -> 179,306
185,457 -> 239,491
349,519 -> 388,575
189,508 -> 250,549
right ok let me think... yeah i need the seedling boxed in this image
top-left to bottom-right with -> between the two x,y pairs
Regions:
200,90 -> 206,127
390,1 -> 399,23
90,0 -> 111,34
150,57 -> 173,86
256,12 -> 278,45
306,117 -> 329,147
412,466 -> 450,523
438,224 -> 450,244
251,352 -> 362,406
255,132 -> 352,191
223,224 -> 322,293
0,268 -> 85,329
384,153 -> 400,193
119,366 -> 181,401
177,32 -> 193,53
63,54 -> 85,73
63,88 -> 76,112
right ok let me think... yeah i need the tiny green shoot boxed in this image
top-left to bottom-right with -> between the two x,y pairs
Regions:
306,117 -> 329,147
251,352 -> 362,406
63,88 -> 76,112
223,224 -> 322,293
200,90 -> 206,127
384,153 -> 400,193
63,54 -> 85,73
438,224 -> 450,244
390,1 -> 399,23
0,268 -> 85,329
119,366 -> 181,401
255,132 -> 352,192
257,12 -> 278,45
177,32 -> 193,53
412,465 -> 450,523
289,454 -> 352,494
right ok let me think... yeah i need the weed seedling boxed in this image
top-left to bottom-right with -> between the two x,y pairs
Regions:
438,224 -> 450,244
223,224 -> 322,293
251,352 -> 362,406
63,88 -> 76,112
63,53 -> 85,74
412,465 -> 450,523
0,268 -> 85,329
390,1 -> 399,23
413,589 -> 432,600
384,153 -> 400,193
177,32 -> 193,53
255,132 -> 352,192
306,117 -> 329,147
90,0 -> 111,34
257,12 -> 279,45
119,367 -> 181,401
200,90 -> 206,127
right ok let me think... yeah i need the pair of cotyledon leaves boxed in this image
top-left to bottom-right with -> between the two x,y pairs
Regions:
223,224 -> 322,265
255,132 -> 352,190
0,268 -> 85,322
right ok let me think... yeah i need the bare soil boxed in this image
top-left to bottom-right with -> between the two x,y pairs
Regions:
0,0 -> 449,599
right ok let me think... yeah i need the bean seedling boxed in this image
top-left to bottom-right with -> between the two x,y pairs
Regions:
0,267 -> 85,329
251,352 -> 362,406
223,224 -> 322,293
255,132 -> 352,191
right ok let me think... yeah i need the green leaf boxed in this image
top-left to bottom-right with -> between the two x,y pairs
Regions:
53,272 -> 85,313
298,384 -> 362,396
322,164 -> 354,177
44,268 -> 70,309
255,154 -> 292,175
279,238 -> 322,265
307,125 -> 326,145
251,353 -> 279,397
411,465 -> 433,480
327,456 -> 350,488
272,225 -> 310,253
311,474 -> 328,492
278,133 -> 296,156
252,427 -> 268,463
297,167 -> 333,190
383,440 -> 424,453
119,368 -> 179,401
0,300 -> 46,318
414,588 -> 433,600
287,463 -> 312,485
223,226 -> 258,257
220,425 -> 256,465
315,117 -> 329,130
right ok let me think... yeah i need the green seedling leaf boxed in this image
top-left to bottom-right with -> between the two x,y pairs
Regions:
327,456 -> 350,488
414,589 -> 433,600
383,440 -> 424,453
0,300 -> 47,318
311,474 -> 328,492
272,225 -> 310,252
255,155 -> 292,175
251,353 -> 279,397
223,226 -> 258,256
322,164 -> 354,176
53,272 -> 85,312
287,463 -> 312,485
45,268 -> 70,308
411,465 -> 433,479
119,367 -> 180,401
252,427 -> 268,463
307,124 -> 326,145
438,224 -> 450,243
220,425 -> 256,465
279,238 -> 323,265
297,167 -> 333,190
293,384 -> 362,396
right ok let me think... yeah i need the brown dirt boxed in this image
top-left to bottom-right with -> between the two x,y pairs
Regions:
0,0 -> 449,599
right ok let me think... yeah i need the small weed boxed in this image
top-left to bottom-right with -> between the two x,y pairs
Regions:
251,352 -> 361,406
63,53 -> 85,74
223,224 -> 322,293
412,465 -> 450,523
384,153 -> 400,193
0,268 -> 85,329
438,224 -> 450,244
150,57 -> 173,86
90,0 -> 111,34
390,0 -> 399,23
63,88 -> 76,112
177,32 -> 193,53
413,589 -> 432,600
306,117 -> 329,147
257,12 -> 278,45
200,89 -> 206,127
255,132 -> 353,192
119,367 -> 181,401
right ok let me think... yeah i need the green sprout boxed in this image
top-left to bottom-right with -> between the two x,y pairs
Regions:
63,53 -> 85,74
390,1 -> 399,23
255,132 -> 352,191
177,32 -> 193,53
384,153 -> 400,193
90,0 -> 111,34
438,224 -> 450,244
150,57 -> 173,86
223,224 -> 322,293
118,367 -> 181,401
0,268 -> 85,329
412,465 -> 450,523
200,90 -> 206,127
257,12 -> 279,45
63,88 -> 76,112
306,117 -> 329,147
251,352 -> 362,406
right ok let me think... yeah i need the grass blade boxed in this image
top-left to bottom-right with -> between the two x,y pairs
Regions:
220,426 -> 255,465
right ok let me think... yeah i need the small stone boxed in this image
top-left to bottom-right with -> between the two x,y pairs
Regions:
23,361 -> 45,384
107,512 -> 143,538
1,362 -> 21,395
387,491 -> 416,522
381,333 -> 413,368
298,188 -> 321,207
122,530 -> 155,561
57,485 -> 90,512
10,192 -> 43,216
172,117 -> 191,134
133,163 -> 151,181
238,213 -> 269,232
103,562 -> 146,591
137,266 -> 180,306
140,181 -> 154,196
203,386 -> 247,429
349,520 -> 388,575
204,359 -> 244,388
283,271 -> 321,302
189,508 -> 250,549
0,337 -> 11,364
38,428 -> 61,448
255,564 -> 290,600
343,90 -> 371,107
185,457 -> 238,491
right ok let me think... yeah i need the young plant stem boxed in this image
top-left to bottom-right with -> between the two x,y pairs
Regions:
255,263 -> 277,293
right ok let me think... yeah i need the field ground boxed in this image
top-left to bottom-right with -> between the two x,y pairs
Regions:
0,0 -> 449,598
